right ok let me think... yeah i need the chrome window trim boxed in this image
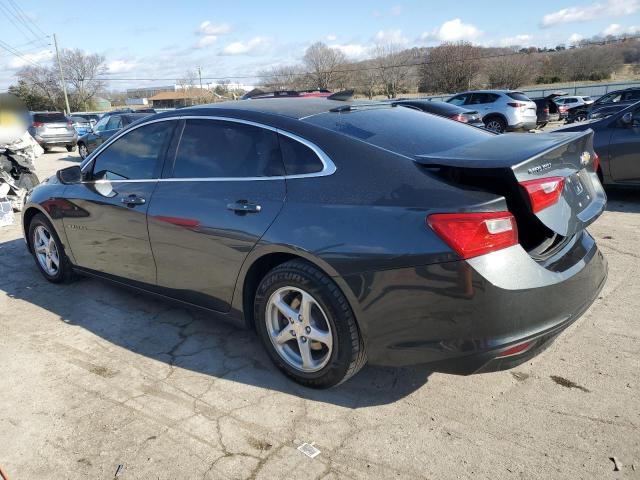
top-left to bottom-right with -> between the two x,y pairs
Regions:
81,115 -> 336,181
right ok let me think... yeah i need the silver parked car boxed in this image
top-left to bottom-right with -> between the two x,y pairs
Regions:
446,90 -> 537,133
28,112 -> 78,153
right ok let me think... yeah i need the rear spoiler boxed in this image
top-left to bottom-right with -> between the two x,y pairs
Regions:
414,131 -> 592,170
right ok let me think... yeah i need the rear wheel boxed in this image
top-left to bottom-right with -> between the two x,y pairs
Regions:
66,144 -> 76,152
78,143 -> 88,159
575,113 -> 587,122
484,116 -> 507,133
254,260 -> 366,388
28,214 -> 74,283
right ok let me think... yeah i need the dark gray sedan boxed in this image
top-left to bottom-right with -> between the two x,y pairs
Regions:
22,99 -> 607,388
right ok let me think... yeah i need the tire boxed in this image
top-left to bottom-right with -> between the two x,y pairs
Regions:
575,113 -> 587,122
254,259 -> 366,388
78,142 -> 89,159
16,172 -> 39,190
66,144 -> 77,152
484,116 -> 507,133
42,146 -> 50,153
28,213 -> 74,283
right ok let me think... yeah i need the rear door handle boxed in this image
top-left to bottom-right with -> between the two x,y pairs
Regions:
227,200 -> 262,213
121,194 -> 146,206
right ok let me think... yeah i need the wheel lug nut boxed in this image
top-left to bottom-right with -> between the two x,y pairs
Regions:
301,336 -> 307,343
298,314 -> 302,321
290,330 -> 296,336
305,326 -> 311,334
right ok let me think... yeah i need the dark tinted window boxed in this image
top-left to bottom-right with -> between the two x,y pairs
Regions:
106,116 -> 123,130
33,112 -> 66,123
306,106 -> 491,157
69,116 -> 88,123
623,90 -> 640,101
279,134 -> 324,175
92,121 -> 174,180
172,119 -> 284,178
506,92 -> 531,101
469,93 -> 499,104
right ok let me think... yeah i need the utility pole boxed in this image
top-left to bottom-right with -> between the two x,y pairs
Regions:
53,34 -> 70,115
197,66 -> 203,90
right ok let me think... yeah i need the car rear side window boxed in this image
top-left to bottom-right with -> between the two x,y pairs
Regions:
172,119 -> 285,178
92,121 -> 174,180
506,92 -> 531,101
278,134 -> 324,175
106,116 -> 123,130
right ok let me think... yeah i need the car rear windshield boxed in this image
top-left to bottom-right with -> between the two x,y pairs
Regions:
33,113 -> 67,123
506,92 -> 531,101
305,106 -> 491,157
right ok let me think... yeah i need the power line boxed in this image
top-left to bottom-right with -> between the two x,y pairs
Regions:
4,0 -> 48,39
0,0 -> 48,49
0,39 -> 43,68
92,34 -> 640,83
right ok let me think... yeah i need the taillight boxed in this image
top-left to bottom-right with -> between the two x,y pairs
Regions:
593,152 -> 600,172
519,176 -> 565,213
450,113 -> 469,123
32,121 -> 44,127
67,121 -> 73,128
543,107 -> 549,113
507,102 -> 526,108
559,105 -> 568,113
427,212 -> 518,259
497,340 -> 533,358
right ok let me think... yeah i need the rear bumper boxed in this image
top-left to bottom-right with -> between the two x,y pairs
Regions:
34,134 -> 77,146
343,230 -> 607,373
509,120 -> 538,131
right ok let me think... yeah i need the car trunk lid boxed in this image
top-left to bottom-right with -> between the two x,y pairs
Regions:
415,130 -> 606,246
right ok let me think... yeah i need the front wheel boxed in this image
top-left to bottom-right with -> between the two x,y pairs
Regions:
254,260 -> 366,388
28,213 -> 74,283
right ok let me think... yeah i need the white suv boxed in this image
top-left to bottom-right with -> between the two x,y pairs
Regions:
447,90 -> 537,133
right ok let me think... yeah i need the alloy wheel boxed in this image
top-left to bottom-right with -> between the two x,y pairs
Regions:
79,144 -> 88,159
265,286 -> 333,373
486,120 -> 504,133
33,225 -> 60,276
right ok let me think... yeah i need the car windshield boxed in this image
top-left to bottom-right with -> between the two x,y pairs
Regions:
33,113 -> 67,123
305,106 -> 491,157
507,92 -> 531,101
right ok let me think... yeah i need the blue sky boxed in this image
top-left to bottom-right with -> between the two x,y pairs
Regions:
2,0 -> 639,90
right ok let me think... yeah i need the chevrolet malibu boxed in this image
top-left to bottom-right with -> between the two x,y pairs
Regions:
22,99 -> 607,388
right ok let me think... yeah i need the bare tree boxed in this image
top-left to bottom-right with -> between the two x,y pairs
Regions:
177,70 -> 199,105
302,42 -> 346,90
257,64 -> 305,90
16,65 -> 62,109
419,42 -> 482,94
484,54 -> 533,89
373,44 -> 412,99
351,60 -> 379,99
61,49 -> 107,111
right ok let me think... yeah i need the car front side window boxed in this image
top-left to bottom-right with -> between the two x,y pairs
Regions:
93,116 -> 109,132
447,94 -> 468,106
91,121 -> 175,181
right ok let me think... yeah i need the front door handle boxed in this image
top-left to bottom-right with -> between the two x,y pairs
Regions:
121,194 -> 146,206
227,200 -> 262,213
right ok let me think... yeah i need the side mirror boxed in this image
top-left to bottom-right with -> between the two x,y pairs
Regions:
57,165 -> 82,184
621,112 -> 633,126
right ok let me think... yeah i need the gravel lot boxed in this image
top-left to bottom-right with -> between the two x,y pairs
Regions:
0,148 -> 638,479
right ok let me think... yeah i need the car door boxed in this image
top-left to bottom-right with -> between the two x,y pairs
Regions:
62,119 -> 177,284
147,117 -> 287,312
609,106 -> 640,183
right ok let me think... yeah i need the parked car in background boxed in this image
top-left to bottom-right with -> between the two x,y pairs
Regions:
554,101 -> 640,185
530,93 -> 563,128
566,88 -> 640,123
389,98 -> 484,127
69,116 -> 93,136
77,113 -> 150,159
446,90 -> 537,133
70,113 -> 101,127
23,98 -> 606,388
28,112 -> 77,153
242,89 -> 332,99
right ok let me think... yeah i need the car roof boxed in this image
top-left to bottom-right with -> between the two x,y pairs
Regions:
161,98 -> 360,120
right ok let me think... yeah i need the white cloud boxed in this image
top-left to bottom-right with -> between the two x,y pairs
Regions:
198,21 -> 232,35
330,43 -> 368,59
197,35 -> 218,48
374,29 -> 408,45
499,34 -> 534,46
221,37 -> 272,55
107,59 -> 137,73
421,18 -> 483,43
390,5 -> 403,16
541,0 -> 639,27
9,49 -> 53,68
602,23 -> 640,35
325,34 -> 337,41
568,33 -> 584,44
